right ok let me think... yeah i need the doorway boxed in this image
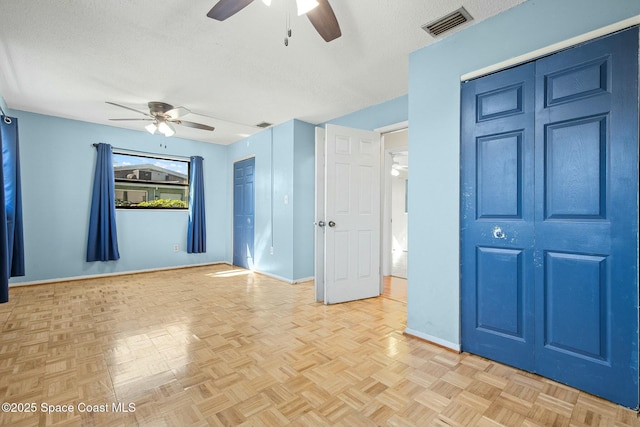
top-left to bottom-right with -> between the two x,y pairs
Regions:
233,157 -> 255,269
315,123 -> 409,304
314,124 -> 382,304
382,129 -> 408,303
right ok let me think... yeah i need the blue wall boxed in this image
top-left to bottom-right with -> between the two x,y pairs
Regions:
226,119 -> 315,282
325,95 -> 408,130
0,101 -> 315,285
407,0 -> 640,347
292,121 -> 316,280
6,109 -> 228,284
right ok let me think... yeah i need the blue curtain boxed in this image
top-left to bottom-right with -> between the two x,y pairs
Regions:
1,115 -> 25,303
187,156 -> 206,253
86,143 -> 120,262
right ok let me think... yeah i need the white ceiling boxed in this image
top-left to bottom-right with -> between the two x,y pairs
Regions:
0,0 -> 525,145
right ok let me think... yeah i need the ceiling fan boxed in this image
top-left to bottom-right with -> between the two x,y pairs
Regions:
206,0 -> 341,43
106,101 -> 215,137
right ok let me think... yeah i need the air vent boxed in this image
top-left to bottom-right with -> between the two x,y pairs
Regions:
422,7 -> 473,37
256,121 -> 273,128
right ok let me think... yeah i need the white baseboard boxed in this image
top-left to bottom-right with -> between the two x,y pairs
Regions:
9,261 -> 228,287
404,328 -> 461,352
252,270 -> 313,285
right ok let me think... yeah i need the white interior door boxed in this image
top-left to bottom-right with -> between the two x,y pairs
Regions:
314,127 -> 325,302
324,124 -> 381,304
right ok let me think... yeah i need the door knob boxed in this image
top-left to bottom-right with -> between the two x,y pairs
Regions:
492,226 -> 506,239
328,221 -> 336,227
317,221 -> 326,227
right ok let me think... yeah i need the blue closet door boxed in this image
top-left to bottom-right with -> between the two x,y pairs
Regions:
233,158 -> 255,269
533,28 -> 638,408
461,27 -> 638,408
460,62 -> 536,370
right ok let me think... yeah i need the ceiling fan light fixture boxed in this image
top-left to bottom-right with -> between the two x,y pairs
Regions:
296,0 -> 318,16
145,122 -> 157,135
158,121 -> 175,137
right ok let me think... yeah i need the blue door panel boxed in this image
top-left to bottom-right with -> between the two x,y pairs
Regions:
476,247 -> 524,338
543,252 -> 608,361
233,158 -> 255,269
461,61 -> 535,371
477,132 -> 523,218
462,27 -> 638,408
534,28 -> 638,408
476,83 -> 525,121
544,116 -> 606,219
544,58 -> 608,105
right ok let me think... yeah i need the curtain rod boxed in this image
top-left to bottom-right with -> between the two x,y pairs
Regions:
0,105 -> 12,124
91,143 -> 194,162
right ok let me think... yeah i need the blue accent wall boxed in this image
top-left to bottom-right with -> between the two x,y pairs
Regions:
408,0 -> 640,346
227,126 -> 275,275
292,120 -> 316,280
6,109 -> 228,284
325,95 -> 408,130
227,119 -> 315,282
0,101 -> 315,285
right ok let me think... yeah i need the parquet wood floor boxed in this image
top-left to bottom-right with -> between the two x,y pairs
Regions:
382,277 -> 407,304
0,264 -> 637,426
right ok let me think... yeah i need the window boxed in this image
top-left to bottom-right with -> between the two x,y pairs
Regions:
113,151 -> 189,209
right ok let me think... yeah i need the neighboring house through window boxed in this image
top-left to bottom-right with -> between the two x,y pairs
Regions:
113,151 -> 189,209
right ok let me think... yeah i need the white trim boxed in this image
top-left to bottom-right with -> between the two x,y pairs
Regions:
405,328 -> 461,352
375,120 -> 409,134
292,276 -> 314,284
252,269 -> 313,284
9,261 -> 227,287
461,16 -> 640,81
232,154 -> 256,164
314,126 -> 326,302
111,147 -> 191,163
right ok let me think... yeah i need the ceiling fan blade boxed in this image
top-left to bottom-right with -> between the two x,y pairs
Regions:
207,0 -> 254,21
106,101 -> 152,117
165,106 -> 191,120
174,120 -> 215,131
306,0 -> 341,42
109,118 -> 153,121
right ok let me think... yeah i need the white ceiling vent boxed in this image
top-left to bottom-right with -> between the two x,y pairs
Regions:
422,7 -> 473,37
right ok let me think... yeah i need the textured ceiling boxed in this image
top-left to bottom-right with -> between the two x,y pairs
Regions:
0,0 -> 525,144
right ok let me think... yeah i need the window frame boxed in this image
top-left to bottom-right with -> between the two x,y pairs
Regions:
112,149 -> 190,210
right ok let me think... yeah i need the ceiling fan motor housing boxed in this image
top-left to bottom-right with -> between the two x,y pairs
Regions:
148,101 -> 174,116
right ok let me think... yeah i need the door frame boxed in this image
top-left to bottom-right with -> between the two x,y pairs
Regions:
314,128 -> 326,302
377,122 -> 409,286
382,143 -> 408,278
232,155 -> 256,269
